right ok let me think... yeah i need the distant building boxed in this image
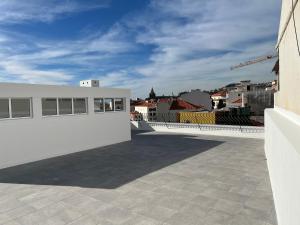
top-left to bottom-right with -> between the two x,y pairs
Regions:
179,89 -> 212,111
157,98 -> 205,122
131,97 -> 205,122
225,80 -> 274,116
134,101 -> 157,121
227,92 -> 245,108
211,90 -> 227,109
246,90 -> 274,116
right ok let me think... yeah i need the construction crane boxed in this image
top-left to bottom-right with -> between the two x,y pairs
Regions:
230,54 -> 278,70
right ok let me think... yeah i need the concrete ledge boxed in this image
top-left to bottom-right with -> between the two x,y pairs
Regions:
131,121 -> 264,139
265,108 -> 300,225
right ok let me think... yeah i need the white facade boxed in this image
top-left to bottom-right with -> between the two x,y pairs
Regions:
211,95 -> 227,109
265,108 -> 300,225
134,105 -> 156,121
265,1 -> 300,225
0,83 -> 130,169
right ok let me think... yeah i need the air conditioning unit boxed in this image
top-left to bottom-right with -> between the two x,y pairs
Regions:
80,80 -> 100,87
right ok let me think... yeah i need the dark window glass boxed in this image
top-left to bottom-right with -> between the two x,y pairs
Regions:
59,98 -> 72,115
115,98 -> 125,111
11,98 -> 31,118
105,98 -> 114,111
42,98 -> 57,116
0,99 -> 9,119
94,98 -> 104,112
74,98 -> 87,114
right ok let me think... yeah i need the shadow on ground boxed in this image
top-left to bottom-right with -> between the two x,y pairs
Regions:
0,131 -> 223,189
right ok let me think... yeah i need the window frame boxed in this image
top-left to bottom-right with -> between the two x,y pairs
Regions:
0,98 -> 11,120
10,98 -> 33,119
104,98 -> 115,112
114,98 -> 126,112
58,98 -> 73,115
42,97 -> 88,117
94,98 -> 105,113
73,98 -> 88,115
0,97 -> 32,120
42,98 -> 58,117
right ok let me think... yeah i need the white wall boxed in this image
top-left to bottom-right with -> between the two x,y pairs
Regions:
265,1 -> 300,224
265,108 -> 300,225
131,121 -> 264,139
275,0 -> 300,115
0,83 -> 131,169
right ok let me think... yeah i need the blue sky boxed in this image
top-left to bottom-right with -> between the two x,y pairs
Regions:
0,0 -> 281,97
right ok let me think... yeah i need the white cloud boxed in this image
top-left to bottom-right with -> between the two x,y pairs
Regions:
0,23 -> 135,85
118,0 -> 282,97
0,0 -> 282,97
0,61 -> 73,84
0,0 -> 108,24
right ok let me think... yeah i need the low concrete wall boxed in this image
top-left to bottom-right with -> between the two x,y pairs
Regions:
265,108 -> 300,225
131,121 -> 264,139
0,83 -> 131,169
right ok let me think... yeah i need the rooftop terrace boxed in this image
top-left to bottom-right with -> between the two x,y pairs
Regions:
0,131 -> 276,225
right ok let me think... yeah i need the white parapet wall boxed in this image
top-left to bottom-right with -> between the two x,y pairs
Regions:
265,108 -> 300,225
131,121 -> 264,139
0,83 -> 131,169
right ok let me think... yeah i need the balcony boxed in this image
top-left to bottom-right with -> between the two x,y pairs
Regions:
0,131 -> 276,225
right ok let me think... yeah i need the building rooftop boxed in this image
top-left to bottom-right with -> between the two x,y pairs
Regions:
211,90 -> 227,97
169,99 -> 203,110
232,98 -> 243,104
134,101 -> 157,108
0,131 -> 276,225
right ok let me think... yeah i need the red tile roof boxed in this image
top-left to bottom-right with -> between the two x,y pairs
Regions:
169,99 -> 203,110
135,101 -> 156,108
232,98 -> 242,104
158,98 -> 173,103
211,90 -> 227,97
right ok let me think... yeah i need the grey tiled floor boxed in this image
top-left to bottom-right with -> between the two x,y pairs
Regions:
0,131 -> 277,225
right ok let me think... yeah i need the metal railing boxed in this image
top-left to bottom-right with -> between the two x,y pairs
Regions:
130,112 -> 264,127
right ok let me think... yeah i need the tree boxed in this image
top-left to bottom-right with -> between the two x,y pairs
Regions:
217,99 -> 226,109
149,87 -> 156,99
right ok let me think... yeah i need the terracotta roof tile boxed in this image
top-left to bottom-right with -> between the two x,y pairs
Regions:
232,98 -> 242,104
169,99 -> 203,110
211,90 -> 227,97
135,101 -> 156,108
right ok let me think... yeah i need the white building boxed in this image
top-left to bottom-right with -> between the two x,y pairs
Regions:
134,101 -> 157,121
211,91 -> 227,109
0,82 -> 130,169
265,1 -> 300,225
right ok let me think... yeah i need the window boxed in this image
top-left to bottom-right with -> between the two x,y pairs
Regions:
11,98 -> 31,118
104,98 -> 114,111
0,99 -> 9,119
94,98 -> 104,112
42,98 -> 58,116
73,98 -> 87,114
58,98 -> 72,115
114,98 -> 125,111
